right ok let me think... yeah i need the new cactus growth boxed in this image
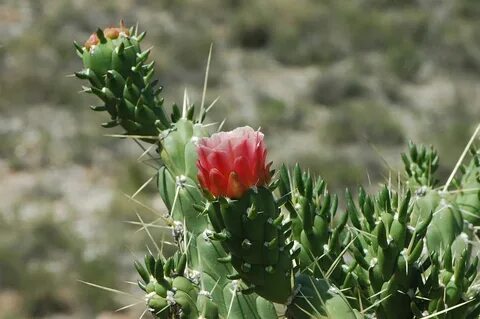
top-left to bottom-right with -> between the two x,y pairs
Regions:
75,22 -> 169,140
75,22 -> 480,319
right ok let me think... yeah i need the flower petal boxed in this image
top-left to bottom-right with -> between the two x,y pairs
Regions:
209,168 -> 227,197
234,156 -> 253,186
196,126 -> 270,198
227,171 -> 247,199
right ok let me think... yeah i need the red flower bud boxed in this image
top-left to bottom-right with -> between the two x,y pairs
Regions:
84,21 -> 130,51
104,20 -> 130,40
84,33 -> 99,51
197,127 -> 272,199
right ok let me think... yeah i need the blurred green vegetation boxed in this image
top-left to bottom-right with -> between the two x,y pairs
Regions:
1,0 -> 480,317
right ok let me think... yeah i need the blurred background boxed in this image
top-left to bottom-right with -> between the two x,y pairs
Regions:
1,0 -> 480,318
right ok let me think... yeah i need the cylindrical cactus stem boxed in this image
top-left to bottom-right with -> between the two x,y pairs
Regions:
76,22 -> 170,141
157,119 -> 277,318
207,187 -> 294,303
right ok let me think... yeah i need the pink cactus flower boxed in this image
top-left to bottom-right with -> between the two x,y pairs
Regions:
197,127 -> 271,199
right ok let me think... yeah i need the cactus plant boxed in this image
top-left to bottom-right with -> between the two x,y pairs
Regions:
74,22 -> 480,319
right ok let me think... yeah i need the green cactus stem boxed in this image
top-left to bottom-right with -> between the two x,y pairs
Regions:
207,186 -> 294,303
76,24 -> 169,141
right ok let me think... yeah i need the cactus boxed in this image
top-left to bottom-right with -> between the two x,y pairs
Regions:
74,22 -> 480,319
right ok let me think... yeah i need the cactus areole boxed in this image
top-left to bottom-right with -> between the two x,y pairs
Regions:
75,22 -> 480,319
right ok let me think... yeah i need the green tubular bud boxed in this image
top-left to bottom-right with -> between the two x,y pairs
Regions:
318,193 -> 331,217
445,281 -> 461,306
148,295 -> 169,318
135,260 -> 150,283
391,192 -> 398,211
329,213 -> 347,252
186,104 -> 195,121
330,193 -> 339,215
454,250 -> 468,286
346,189 -> 362,229
278,164 -> 292,199
173,276 -> 197,301
146,281 -> 156,294
138,280 -> 147,292
351,246 -> 370,270
380,210 -> 393,232
312,215 -> 329,243
106,69 -> 126,93
398,190 -> 411,223
377,246 -> 397,280
314,177 -> 326,197
305,175 -> 313,200
75,69 -> 102,87
358,186 -> 366,208
164,258 -> 174,277
154,279 -> 171,298
300,197 -> 313,232
378,186 -> 391,213
117,99 -> 133,119
389,219 -> 406,248
362,196 -> 376,230
74,41 -> 84,55
294,163 -> 305,195
342,271 -> 354,289
145,254 -> 156,274
414,209 -> 432,237
176,254 -> 187,275
171,104 -> 181,122
375,221 -> 388,250
407,239 -> 423,264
